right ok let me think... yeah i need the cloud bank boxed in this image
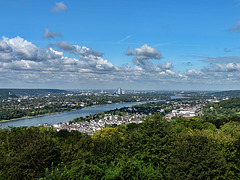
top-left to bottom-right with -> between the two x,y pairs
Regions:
1,36 -> 240,89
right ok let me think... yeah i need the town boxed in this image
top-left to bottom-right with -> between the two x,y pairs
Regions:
40,94 -> 231,135
43,112 -> 146,135
0,88 -> 171,121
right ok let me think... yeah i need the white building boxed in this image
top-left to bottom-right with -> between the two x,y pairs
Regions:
117,88 -> 122,94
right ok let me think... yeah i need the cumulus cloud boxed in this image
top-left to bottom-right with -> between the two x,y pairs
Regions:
0,36 -> 46,61
126,44 -> 162,70
218,63 -> 240,72
2,60 -> 44,71
0,36 -> 114,73
160,62 -> 173,69
51,41 -> 103,58
51,2 -> 67,12
0,36 -> 186,88
43,28 -> 62,38
186,69 -> 204,77
183,55 -> 240,83
4,36 -> 240,89
0,39 -> 11,53
202,63 -> 240,72
174,52 -> 240,87
50,41 -> 115,72
127,44 -> 161,61
155,62 -> 173,72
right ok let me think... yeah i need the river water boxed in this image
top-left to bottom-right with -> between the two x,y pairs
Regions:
0,101 -> 152,128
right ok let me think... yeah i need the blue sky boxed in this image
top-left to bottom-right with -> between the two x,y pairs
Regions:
1,0 -> 240,90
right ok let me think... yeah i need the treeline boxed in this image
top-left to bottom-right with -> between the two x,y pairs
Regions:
208,90 -> 240,98
1,114 -> 240,179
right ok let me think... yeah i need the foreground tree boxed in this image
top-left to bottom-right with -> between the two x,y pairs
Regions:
168,131 -> 233,179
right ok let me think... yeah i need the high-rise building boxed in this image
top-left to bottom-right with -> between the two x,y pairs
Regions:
122,90 -> 125,94
117,88 -> 122,94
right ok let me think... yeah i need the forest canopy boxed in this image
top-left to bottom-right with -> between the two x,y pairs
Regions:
1,113 -> 240,179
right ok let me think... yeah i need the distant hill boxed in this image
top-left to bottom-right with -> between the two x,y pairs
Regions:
211,90 -> 240,97
0,89 -> 68,97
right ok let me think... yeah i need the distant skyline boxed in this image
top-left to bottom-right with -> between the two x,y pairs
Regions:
1,0 -> 240,90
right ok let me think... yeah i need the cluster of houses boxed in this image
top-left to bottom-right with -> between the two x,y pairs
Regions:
42,113 -> 146,135
40,97 -> 231,133
165,105 -> 202,119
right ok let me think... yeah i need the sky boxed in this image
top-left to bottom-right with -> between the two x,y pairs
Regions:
1,0 -> 240,90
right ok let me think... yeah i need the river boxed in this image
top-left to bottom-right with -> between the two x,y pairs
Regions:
0,101 -> 153,128
0,96 -> 188,128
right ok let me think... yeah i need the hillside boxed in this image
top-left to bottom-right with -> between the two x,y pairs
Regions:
209,90 -> 240,98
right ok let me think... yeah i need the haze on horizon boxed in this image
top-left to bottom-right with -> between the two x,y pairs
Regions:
0,0 -> 240,91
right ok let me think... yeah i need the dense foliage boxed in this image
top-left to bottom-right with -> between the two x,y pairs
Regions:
208,90 -> 240,98
203,97 -> 240,117
1,113 -> 240,179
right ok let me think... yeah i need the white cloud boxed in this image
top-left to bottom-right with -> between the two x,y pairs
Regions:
51,2 -> 67,12
156,62 -> 173,71
2,60 -> 44,71
2,36 -> 240,89
51,41 -> 103,57
47,48 -> 64,59
212,63 -> 240,72
126,43 -> 161,61
50,41 -> 114,72
201,62 -> 240,73
186,69 -> 204,77
0,36 -> 45,61
126,44 -> 162,71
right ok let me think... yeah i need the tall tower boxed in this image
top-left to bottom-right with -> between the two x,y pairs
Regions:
117,88 -> 122,95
